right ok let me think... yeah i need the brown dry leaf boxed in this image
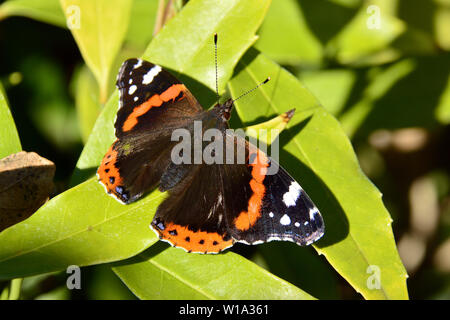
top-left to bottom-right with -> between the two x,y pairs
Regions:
0,151 -> 55,232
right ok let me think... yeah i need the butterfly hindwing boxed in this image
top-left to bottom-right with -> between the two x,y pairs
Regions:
98,133 -> 175,203
151,163 -> 234,254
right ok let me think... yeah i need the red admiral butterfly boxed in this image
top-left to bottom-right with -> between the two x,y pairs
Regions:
97,37 -> 324,254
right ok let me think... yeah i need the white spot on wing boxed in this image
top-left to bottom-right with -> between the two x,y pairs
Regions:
280,214 -> 291,226
283,181 -> 302,207
133,59 -> 143,69
269,212 -> 274,218
142,65 -> 162,85
128,85 -> 137,95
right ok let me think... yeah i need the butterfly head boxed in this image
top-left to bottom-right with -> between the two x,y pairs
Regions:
213,99 -> 234,122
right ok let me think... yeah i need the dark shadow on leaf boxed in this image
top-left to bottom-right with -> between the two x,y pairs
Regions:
257,242 -> 340,299
298,0 -> 359,46
398,0 -> 436,36
234,47 -> 283,121
110,241 -> 170,268
70,166 -> 97,187
336,67 -> 371,117
232,47 -> 259,78
283,115 -> 313,141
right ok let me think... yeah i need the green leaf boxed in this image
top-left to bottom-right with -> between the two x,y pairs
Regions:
0,284 -> 8,300
435,3 -> 450,50
113,245 -> 315,300
339,55 -> 450,138
0,178 -> 162,280
60,0 -> 133,102
71,64 -> 101,143
145,0 -> 271,94
123,0 -> 159,51
228,48 -> 408,300
299,69 -> 357,116
339,59 -> 416,138
436,72 -> 450,124
70,90 -> 117,185
0,83 -> 21,158
0,0 -> 66,27
255,0 -> 323,66
0,278 -> 22,300
328,0 -> 405,65
8,278 -> 22,300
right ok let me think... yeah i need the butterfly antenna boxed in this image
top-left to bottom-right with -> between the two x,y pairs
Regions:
232,77 -> 271,103
214,33 -> 220,105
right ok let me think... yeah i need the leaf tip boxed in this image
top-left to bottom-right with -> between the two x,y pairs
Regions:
282,108 -> 296,123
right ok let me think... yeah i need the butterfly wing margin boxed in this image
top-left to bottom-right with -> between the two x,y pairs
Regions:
150,163 -> 235,253
222,134 -> 325,246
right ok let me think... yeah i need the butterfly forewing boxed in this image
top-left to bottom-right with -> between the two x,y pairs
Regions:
98,58 -> 203,203
115,58 -> 203,137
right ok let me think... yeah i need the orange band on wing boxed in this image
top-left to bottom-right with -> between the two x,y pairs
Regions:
233,150 -> 269,231
122,84 -> 186,132
153,222 -> 233,253
97,141 -> 123,194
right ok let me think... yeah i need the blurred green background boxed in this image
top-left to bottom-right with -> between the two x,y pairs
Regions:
0,0 -> 449,299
